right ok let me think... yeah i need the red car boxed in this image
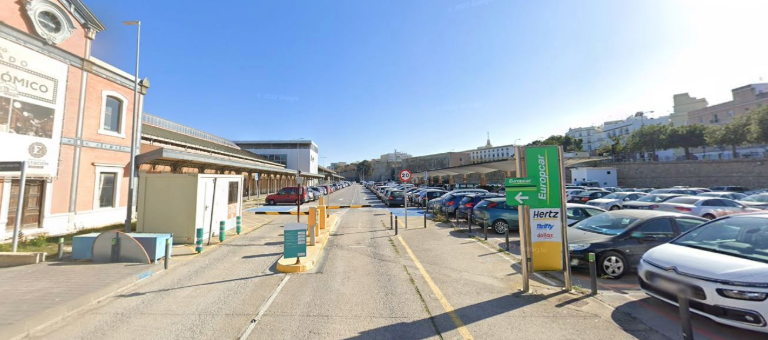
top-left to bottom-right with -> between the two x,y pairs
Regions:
321,185 -> 333,194
266,186 -> 308,205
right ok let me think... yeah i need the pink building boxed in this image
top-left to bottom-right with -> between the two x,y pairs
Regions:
0,0 -> 147,238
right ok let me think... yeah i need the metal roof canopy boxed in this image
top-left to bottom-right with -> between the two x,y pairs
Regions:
426,159 -> 518,177
137,148 -> 302,176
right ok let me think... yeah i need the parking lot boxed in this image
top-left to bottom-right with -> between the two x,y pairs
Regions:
367,181 -> 768,340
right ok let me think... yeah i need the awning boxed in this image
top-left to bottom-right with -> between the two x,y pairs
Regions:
136,148 -> 296,175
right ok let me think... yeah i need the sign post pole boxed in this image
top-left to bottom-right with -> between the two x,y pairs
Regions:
513,147 -> 530,292
399,169 -> 412,229
256,173 -> 260,208
557,146 -> 573,290
11,161 -> 26,253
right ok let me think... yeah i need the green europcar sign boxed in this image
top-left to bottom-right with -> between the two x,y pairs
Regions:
505,146 -> 563,209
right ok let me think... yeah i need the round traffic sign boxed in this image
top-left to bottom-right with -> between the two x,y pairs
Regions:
399,169 -> 412,182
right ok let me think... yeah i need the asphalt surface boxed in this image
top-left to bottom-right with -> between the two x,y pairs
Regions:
24,184 -> 765,340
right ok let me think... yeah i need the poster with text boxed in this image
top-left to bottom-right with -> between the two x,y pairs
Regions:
0,37 -> 68,177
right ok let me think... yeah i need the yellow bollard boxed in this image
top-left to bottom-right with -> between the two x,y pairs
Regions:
319,196 -> 325,206
318,206 -> 327,229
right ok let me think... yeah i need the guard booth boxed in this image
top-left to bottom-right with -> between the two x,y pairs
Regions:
136,173 -> 243,244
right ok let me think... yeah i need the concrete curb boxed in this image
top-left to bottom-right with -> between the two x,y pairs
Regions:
3,216 -> 277,340
276,214 -> 342,273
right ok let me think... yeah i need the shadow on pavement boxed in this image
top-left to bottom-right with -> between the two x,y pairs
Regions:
116,272 -> 280,297
242,252 -> 282,259
347,290 -> 580,340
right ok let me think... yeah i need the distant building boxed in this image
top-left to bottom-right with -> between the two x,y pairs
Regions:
670,93 -> 708,126
329,162 -> 347,170
468,135 -> 516,164
688,83 -> 768,126
566,112 -> 670,152
234,140 -> 319,174
380,151 -> 412,162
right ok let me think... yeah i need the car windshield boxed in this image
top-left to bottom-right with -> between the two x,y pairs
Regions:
637,194 -> 666,203
574,214 -> 640,235
673,217 -> 768,264
741,194 -> 768,203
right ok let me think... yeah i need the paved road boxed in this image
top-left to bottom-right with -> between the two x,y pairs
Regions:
24,184 -> 762,340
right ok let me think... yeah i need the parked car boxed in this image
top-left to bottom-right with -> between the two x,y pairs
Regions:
696,191 -> 747,200
568,191 -> 611,203
418,190 -> 448,207
566,189 -> 586,202
440,193 -> 474,216
638,214 -> 768,334
309,187 -> 324,199
306,189 -> 316,201
709,185 -> 750,193
586,192 -> 647,211
266,186 -> 308,205
655,196 -> 761,220
739,193 -> 768,210
472,197 -> 519,234
456,193 -> 503,220
622,194 -> 687,210
649,188 -> 703,195
567,210 -> 707,278
566,203 -> 607,226
386,190 -> 405,207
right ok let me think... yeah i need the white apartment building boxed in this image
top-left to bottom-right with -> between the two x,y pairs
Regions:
468,136 -> 516,164
566,112 -> 670,153
380,151 -> 412,162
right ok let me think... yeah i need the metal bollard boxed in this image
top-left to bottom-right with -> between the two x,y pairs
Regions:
195,228 -> 204,253
164,237 -> 172,270
57,237 -> 64,260
505,226 -> 510,251
467,215 -> 471,233
483,220 -> 487,241
236,216 -> 242,235
678,287 -> 694,340
424,208 -> 427,228
395,216 -> 399,235
589,253 -> 598,295
219,221 -> 225,242
390,212 -> 393,230
309,224 -> 316,246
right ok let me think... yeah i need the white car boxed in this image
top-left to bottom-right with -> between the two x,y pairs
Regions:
586,192 -> 646,211
638,214 -> 768,334
566,189 -> 585,201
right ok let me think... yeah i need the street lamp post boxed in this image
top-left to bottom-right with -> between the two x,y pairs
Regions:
124,20 -> 141,233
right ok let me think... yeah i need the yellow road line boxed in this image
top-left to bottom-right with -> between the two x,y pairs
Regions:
396,235 -> 474,340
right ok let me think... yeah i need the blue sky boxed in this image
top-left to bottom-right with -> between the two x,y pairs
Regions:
86,0 -> 768,165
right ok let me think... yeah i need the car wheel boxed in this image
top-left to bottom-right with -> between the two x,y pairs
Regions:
703,213 -> 716,220
267,199 -> 275,205
598,251 -> 626,279
493,220 -> 509,234
610,206 -> 620,211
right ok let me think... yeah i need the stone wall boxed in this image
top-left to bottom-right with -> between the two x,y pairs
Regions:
604,159 -> 768,189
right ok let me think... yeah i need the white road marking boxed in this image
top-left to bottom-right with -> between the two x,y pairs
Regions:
237,274 -> 291,339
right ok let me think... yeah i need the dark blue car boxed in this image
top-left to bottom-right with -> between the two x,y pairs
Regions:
456,193 -> 503,220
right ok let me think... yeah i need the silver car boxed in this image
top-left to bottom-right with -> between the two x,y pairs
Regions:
655,196 -> 761,219
696,191 -> 747,200
586,192 -> 646,211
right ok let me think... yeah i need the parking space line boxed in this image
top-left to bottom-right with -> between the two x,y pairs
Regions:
396,235 -> 474,340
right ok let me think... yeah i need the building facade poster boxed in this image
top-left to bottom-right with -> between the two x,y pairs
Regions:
0,37 -> 68,177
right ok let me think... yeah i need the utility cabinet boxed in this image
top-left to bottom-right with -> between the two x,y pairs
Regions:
136,173 -> 243,244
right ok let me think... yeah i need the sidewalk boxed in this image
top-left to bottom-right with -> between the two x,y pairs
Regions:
388,215 -> 670,340
0,212 -> 277,340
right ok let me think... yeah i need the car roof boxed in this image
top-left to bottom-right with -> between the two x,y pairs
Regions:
567,203 -> 601,209
605,210 -> 701,219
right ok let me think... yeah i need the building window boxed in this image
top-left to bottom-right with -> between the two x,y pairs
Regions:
93,164 -> 123,209
699,117 -> 704,123
228,181 -> 239,204
728,110 -> 734,117
98,91 -> 128,138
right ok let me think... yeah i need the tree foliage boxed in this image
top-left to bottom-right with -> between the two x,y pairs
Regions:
667,124 -> 708,159
707,115 -> 750,158
355,160 -> 373,178
527,135 -> 583,152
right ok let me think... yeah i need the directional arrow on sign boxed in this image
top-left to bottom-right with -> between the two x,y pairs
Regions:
514,192 -> 529,204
